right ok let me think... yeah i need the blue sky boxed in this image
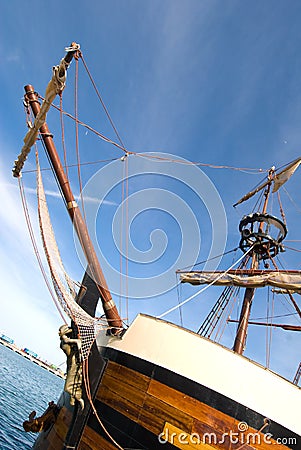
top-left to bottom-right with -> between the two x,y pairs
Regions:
1,0 -> 301,380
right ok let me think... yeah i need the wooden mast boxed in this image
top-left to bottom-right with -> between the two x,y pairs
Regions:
233,169 -> 274,354
22,47 -> 123,332
229,320 -> 301,332
232,283 -> 256,354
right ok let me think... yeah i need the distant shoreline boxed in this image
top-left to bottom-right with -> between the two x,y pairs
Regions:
0,337 -> 65,379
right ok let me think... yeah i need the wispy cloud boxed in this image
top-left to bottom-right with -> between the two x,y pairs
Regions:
0,175 -> 35,255
4,182 -> 118,206
0,159 -> 65,363
6,52 -> 20,63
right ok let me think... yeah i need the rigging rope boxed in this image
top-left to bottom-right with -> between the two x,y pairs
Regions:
36,154 -> 109,360
215,286 -> 240,342
157,245 -> 254,319
277,191 -> 286,225
79,51 -> 130,325
265,287 -> 275,368
38,105 -> 125,450
79,52 -> 126,150
18,166 -> 67,324
283,186 -> 301,214
82,358 -> 125,450
37,94 -> 267,174
22,157 -> 120,175
125,155 -> 129,323
283,245 -> 301,253
74,57 -> 87,223
177,247 -> 239,272
59,93 -> 69,179
270,257 -> 301,320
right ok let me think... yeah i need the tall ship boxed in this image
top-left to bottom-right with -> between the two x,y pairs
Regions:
13,43 -> 300,449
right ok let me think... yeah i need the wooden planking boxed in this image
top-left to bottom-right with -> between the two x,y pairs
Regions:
32,405 -> 73,450
95,361 -> 292,450
103,360 -> 150,391
97,384 -> 142,422
97,369 -> 147,407
78,425 -> 118,450
97,363 -> 193,436
41,425 -> 64,449
45,443 -> 65,450
161,422 -> 217,449
193,419 -> 290,450
137,394 -> 193,436
149,374 -> 291,450
148,378 -> 235,433
96,359 -> 152,424
160,421 -> 285,450
52,405 -> 72,441
191,420 -> 254,450
98,382 -> 193,435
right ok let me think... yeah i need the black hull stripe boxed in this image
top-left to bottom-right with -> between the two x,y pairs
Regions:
101,346 -> 300,446
88,400 -> 176,450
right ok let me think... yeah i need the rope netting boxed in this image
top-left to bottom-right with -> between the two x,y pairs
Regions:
36,155 -> 107,360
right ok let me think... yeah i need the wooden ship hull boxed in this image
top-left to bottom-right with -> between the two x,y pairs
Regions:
13,44 -> 300,450
32,315 -> 300,450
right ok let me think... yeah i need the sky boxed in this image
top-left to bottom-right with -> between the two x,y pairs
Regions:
0,0 -> 301,382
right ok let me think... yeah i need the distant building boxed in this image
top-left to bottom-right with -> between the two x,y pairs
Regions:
0,334 -> 14,345
23,348 -> 38,359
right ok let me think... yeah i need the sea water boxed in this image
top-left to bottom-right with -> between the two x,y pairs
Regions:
0,343 -> 64,449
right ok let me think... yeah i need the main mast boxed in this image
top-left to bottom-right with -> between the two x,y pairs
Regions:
13,43 -> 122,332
233,168 -> 274,354
180,163 -> 299,355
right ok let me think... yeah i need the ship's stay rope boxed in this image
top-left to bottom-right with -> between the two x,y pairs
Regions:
177,247 -> 239,272
74,56 -> 87,224
22,157 -> 120,175
157,245 -> 254,319
82,359 -> 125,450
37,93 -> 266,174
270,257 -> 301,320
79,52 -> 126,150
283,185 -> 301,214
118,156 -> 130,323
217,287 -> 240,342
34,48 -> 268,174
265,287 -> 275,368
74,50 -> 129,323
59,93 -> 69,179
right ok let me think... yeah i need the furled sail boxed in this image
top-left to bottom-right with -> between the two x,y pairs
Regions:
272,157 -> 301,192
13,44 -> 80,178
233,157 -> 301,207
37,155 -> 107,360
180,271 -> 301,292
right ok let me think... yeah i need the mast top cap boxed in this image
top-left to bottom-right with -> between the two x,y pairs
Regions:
65,43 -> 80,52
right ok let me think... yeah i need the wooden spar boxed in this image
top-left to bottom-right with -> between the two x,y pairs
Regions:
232,283 -> 256,354
285,290 -> 301,320
233,170 -> 274,354
232,229 -> 260,353
229,319 -> 301,332
233,158 -> 301,207
178,269 -> 301,275
22,73 -> 122,331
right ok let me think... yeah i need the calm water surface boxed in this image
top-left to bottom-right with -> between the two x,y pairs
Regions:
0,343 -> 64,449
